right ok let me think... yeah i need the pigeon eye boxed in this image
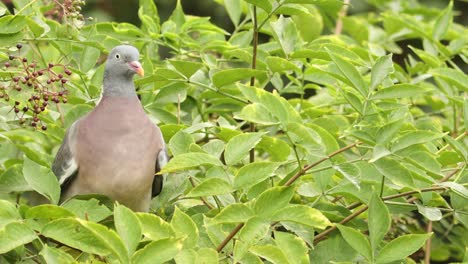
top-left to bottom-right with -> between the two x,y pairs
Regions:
115,54 -> 120,59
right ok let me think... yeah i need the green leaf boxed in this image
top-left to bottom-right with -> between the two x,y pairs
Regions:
272,205 -> 331,229
376,234 -> 432,263
432,1 -> 453,41
42,218 -> 129,263
237,103 -> 279,125
169,130 -> 195,156
376,118 -> 405,144
23,156 -> 60,204
234,162 -> 280,189
0,164 -> 30,193
62,198 -> 112,222
415,202 -> 442,221
371,84 -> 426,100
160,153 -> 222,173
244,0 -> 272,12
114,204 -> 142,256
137,213 -> 175,241
254,186 -> 295,218
211,204 -> 255,224
187,178 -> 232,197
336,224 -> 372,261
266,56 -> 300,73
327,48 -> 367,97
431,68 -> 468,90
0,15 -> 28,34
225,0 -> 241,25
334,163 -> 360,190
391,131 -> 442,153
171,207 -> 199,249
0,222 -> 37,254
370,54 -> 394,91
39,245 -> 75,264
274,231 -> 309,264
131,238 -> 183,264
80,45 -> 100,72
373,157 -> 415,188
257,136 -> 291,162
225,132 -> 265,165
169,60 -> 204,78
212,69 -> 265,88
368,192 -> 391,253
270,15 -> 299,55
25,204 -> 75,219
239,217 -> 270,243
0,200 -> 21,229
138,0 -> 160,33
250,245 -> 290,264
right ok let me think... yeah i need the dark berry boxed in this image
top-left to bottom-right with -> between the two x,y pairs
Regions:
46,79 -> 52,84
58,73 -> 63,79
9,55 -> 15,60
27,82 -> 32,87
15,85 -> 21,91
22,58 -> 27,63
41,125 -> 47,131
14,101 -> 20,105
16,44 -> 22,49
48,63 -> 54,68
33,116 -> 39,122
65,69 -> 72,75
43,95 -> 49,101
40,106 -> 45,112
31,122 -> 37,127
38,70 -> 44,76
62,98 -> 67,103
24,76 -> 29,81
42,101 -> 48,107
32,71 -> 38,77
61,79 -> 67,84
58,91 -> 64,96
5,62 -> 10,68
14,108 -> 20,113
22,106 -> 28,112
13,77 -> 20,82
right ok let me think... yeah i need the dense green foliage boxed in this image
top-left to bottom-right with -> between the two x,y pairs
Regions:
0,0 -> 467,263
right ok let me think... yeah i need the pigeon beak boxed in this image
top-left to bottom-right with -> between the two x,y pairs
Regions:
128,61 -> 145,77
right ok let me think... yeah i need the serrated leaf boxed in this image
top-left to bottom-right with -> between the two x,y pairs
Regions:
432,1 -> 452,41
336,224 -> 372,261
327,49 -> 367,97
212,204 -> 254,224
225,0 -> 241,26
368,192 -> 391,253
137,213 -> 175,241
237,103 -> 280,125
23,156 -> 60,204
254,186 -> 295,218
114,204 -> 141,256
370,54 -> 394,91
39,245 -> 75,264
274,231 -> 309,264
0,200 -> 21,229
212,69 -> 265,87
391,131 -> 442,153
376,234 -> 432,263
373,157 -> 415,188
0,222 -> 37,254
234,162 -> 280,189
431,68 -> 468,90
169,60 -> 204,78
187,178 -> 232,197
225,132 -> 265,165
25,204 -> 75,220
415,202 -> 442,221
132,238 -> 183,264
161,153 -> 222,173
271,16 -> 299,55
266,56 -> 300,73
239,217 -> 270,243
250,245 -> 290,264
244,0 -> 272,12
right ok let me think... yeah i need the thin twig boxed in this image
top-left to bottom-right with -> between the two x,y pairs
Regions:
249,5 -> 258,163
189,177 -> 214,210
216,223 -> 244,252
334,0 -> 350,35
424,221 -> 433,264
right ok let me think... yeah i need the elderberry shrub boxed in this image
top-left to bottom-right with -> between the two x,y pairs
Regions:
1,44 -> 72,131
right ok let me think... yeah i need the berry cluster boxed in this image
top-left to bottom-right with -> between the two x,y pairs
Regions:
1,44 -> 71,130
44,0 -> 86,23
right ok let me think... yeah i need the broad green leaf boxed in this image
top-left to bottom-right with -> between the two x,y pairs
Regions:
271,15 -> 299,55
254,186 -> 295,218
368,192 -> 391,253
266,56 -> 300,73
415,202 -> 442,221
160,153 -> 222,173
80,45 -> 100,72
443,134 -> 467,161
239,217 -> 270,243
225,132 -> 265,165
391,131 -> 442,152
0,15 -> 28,34
225,0 -> 241,25
171,207 -> 199,249
376,234 -> 432,263
432,1 -> 453,41
250,245 -> 290,264
336,224 -> 372,261
23,156 -> 60,204
42,218 -> 129,263
187,178 -> 232,197
39,245 -> 75,264
370,54 -> 394,91
376,118 -> 405,144
327,49 -> 367,97
371,84 -> 426,100
139,0 -> 160,33
0,164 -> 30,193
132,238 -> 183,264
25,204 -> 75,219
169,60 -> 204,78
0,200 -> 21,228
0,222 -> 37,254
197,248 -> 219,264
370,144 -> 392,163
257,136 -> 291,161
212,69 -> 265,88
169,130 -> 195,156
274,231 -> 309,264
431,68 -> 468,90
373,157 -> 415,188
62,198 -> 112,222
234,162 -> 280,189
237,103 -> 280,125
114,204 -> 142,256
272,205 -> 331,229
211,204 -> 255,224
244,0 -> 272,12
334,163 -> 360,190
154,82 -> 188,104
137,213 -> 175,241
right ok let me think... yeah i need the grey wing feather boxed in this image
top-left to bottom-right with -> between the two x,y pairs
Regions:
152,147 -> 168,197
52,121 -> 79,187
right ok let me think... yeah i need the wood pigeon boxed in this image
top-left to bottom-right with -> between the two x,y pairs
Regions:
52,45 -> 167,212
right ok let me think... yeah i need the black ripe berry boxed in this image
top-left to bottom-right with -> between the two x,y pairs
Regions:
31,122 -> 37,127
22,58 -> 27,63
41,125 -> 47,131
16,44 -> 22,49
9,55 -> 15,60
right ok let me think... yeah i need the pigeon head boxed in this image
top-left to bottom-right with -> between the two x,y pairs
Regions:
103,45 -> 144,97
